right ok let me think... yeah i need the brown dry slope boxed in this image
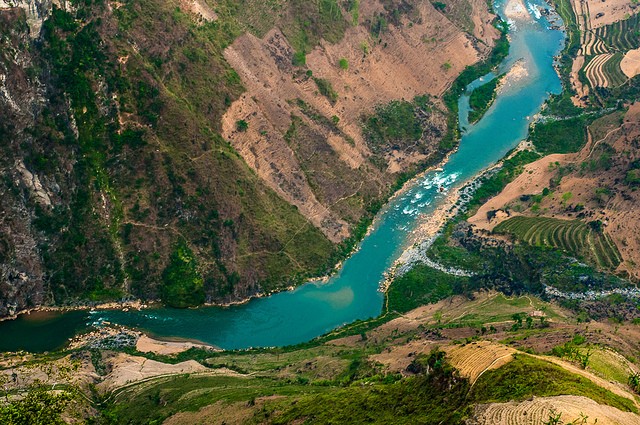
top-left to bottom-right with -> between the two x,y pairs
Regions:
222,0 -> 499,241
622,48 -> 640,79
583,0 -> 639,29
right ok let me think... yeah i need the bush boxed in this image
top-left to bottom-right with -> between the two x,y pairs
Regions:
236,119 -> 248,132
313,77 -> 338,104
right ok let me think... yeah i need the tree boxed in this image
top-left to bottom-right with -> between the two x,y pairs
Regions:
629,372 -> 640,393
526,316 -> 533,329
236,119 -> 249,132
432,1 -> 446,11
338,58 -> 349,70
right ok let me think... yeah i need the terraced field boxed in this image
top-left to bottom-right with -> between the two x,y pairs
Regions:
446,341 -> 515,384
595,12 -> 640,52
581,30 -> 610,55
584,53 -> 615,87
602,52 -> 627,86
584,52 -> 628,88
494,216 -> 621,269
472,395 -> 640,425
580,13 -> 639,88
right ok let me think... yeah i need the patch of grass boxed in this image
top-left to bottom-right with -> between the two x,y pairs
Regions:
578,347 -> 633,385
313,77 -> 339,104
387,265 -> 471,313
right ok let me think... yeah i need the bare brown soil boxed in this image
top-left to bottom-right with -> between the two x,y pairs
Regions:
468,153 -> 570,230
0,354 -> 98,390
622,48 -> 640,79
584,0 -> 638,28
97,353 -> 213,392
221,0 -> 498,240
571,55 -> 589,106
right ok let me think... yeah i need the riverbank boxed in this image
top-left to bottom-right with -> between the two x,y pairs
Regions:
0,299 -> 151,323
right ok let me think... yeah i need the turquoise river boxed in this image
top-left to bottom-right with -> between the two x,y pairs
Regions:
0,0 -> 565,352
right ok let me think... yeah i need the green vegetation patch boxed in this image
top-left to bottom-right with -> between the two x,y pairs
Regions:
601,52 -> 627,88
313,77 -> 339,104
284,0 -> 348,64
263,350 -> 471,424
106,375 -> 330,424
468,75 -> 502,123
362,95 -> 437,158
363,100 -> 422,147
529,116 -> 590,154
387,265 -> 470,313
161,242 -> 205,308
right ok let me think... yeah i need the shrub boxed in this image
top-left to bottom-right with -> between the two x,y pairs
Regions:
236,119 -> 248,132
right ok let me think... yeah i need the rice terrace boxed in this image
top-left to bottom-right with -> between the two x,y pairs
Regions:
577,4 -> 640,87
494,216 -> 621,268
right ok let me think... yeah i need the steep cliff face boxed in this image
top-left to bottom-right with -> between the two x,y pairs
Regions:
1,8 -> 52,315
0,0 -> 498,314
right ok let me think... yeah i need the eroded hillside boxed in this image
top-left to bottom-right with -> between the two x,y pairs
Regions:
222,0 -> 498,240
